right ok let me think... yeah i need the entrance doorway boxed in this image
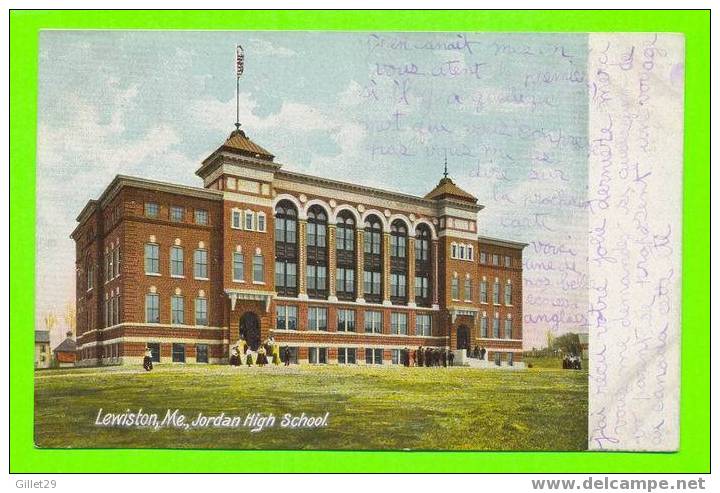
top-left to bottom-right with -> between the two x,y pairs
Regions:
239,312 -> 261,350
457,325 -> 470,351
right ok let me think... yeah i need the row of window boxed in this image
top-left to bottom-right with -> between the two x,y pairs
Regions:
104,295 -> 121,327
307,347 -> 423,365
81,343 -> 210,364
276,305 -> 433,336
480,252 -> 513,268
145,294 -> 209,326
104,246 -> 121,283
449,244 -> 515,268
451,278 -> 513,305
231,209 -> 267,232
144,342 -> 209,363
480,315 -> 515,339
144,202 -> 209,225
145,245 -> 210,279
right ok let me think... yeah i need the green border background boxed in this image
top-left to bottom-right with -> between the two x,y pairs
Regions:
10,10 -> 710,473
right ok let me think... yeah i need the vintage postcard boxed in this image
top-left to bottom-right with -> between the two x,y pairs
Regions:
33,30 -> 684,452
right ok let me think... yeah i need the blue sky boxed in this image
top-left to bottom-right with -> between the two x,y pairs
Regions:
36,31 -> 589,348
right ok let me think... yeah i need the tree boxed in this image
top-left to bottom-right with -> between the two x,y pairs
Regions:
43,311 -> 57,331
552,332 -> 581,356
64,302 -> 76,336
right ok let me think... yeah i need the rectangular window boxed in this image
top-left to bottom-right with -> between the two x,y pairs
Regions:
170,246 -> 184,277
306,265 -> 327,292
170,206 -> 184,222
196,344 -> 209,363
244,211 -> 254,230
505,283 -> 512,305
416,314 -> 431,336
114,295 -> 120,325
171,295 -> 184,325
480,252 -> 487,264
504,255 -> 512,268
364,311 -> 383,333
253,254 -> 264,283
276,305 -> 298,330
504,319 -> 513,339
257,213 -> 266,232
415,276 -> 429,299
195,298 -> 208,326
337,227 -> 354,251
194,249 -> 208,279
232,210 -> 242,229
87,265 -> 94,290
148,342 -> 160,362
308,307 -> 328,331
144,244 -> 160,274
113,248 -> 120,278
233,252 -> 244,281
391,349 -> 402,365
390,273 -> 406,298
391,312 -> 408,335
337,309 -> 356,332
492,254 -> 500,266
172,343 -> 186,363
194,209 -> 208,225
145,294 -> 159,323
481,317 -> 488,338
144,202 -> 159,218
308,347 -> 327,364
493,317 -> 500,338
451,278 -> 459,300
480,281 -> 488,303
363,271 -> 381,296
493,280 -> 500,304
336,267 -> 355,295
365,348 -> 383,365
464,278 -> 472,301
338,348 -> 356,365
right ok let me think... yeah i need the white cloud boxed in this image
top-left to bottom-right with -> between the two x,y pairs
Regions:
246,38 -> 297,58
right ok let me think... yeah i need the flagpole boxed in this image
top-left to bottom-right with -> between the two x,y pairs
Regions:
235,75 -> 240,131
235,44 -> 244,132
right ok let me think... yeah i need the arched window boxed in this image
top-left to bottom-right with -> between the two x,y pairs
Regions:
414,224 -> 432,307
390,219 -> 408,304
274,201 -> 298,296
363,215 -> 383,303
306,205 -> 328,299
336,211 -> 356,301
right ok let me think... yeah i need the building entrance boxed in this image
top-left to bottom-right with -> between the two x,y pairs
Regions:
239,312 -> 261,350
457,325 -> 470,351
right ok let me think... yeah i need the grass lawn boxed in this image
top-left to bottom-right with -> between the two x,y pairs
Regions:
35,364 -> 587,451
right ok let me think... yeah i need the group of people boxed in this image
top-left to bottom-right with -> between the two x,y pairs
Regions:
229,336 -> 286,367
562,354 -> 583,370
469,346 -> 487,360
401,346 -> 461,367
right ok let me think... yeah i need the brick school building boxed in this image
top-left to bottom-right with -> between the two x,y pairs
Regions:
72,128 -> 525,367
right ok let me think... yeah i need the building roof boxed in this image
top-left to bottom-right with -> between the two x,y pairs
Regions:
53,337 -> 77,353
477,235 -> 528,249
220,129 -> 275,161
35,330 -> 50,343
424,177 -> 478,203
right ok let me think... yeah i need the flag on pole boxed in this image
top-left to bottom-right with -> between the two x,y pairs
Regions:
236,45 -> 244,77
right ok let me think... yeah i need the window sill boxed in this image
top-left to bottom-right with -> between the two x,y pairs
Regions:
171,275 -> 185,279
194,277 -> 210,281
252,281 -> 265,285
233,279 -> 245,283
146,272 -> 161,277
